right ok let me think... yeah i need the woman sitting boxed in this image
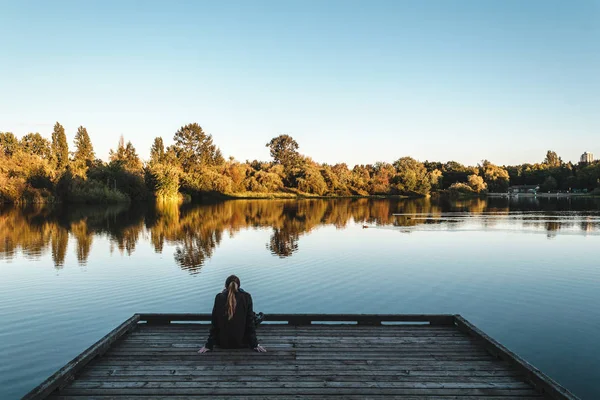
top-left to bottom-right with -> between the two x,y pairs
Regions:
198,275 -> 266,353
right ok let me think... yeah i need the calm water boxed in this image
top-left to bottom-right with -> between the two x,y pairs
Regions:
1,197 -> 599,399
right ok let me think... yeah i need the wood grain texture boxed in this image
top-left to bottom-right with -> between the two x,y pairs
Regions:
21,313 -> 576,399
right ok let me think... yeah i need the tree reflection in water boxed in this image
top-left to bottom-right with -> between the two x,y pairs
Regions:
1,197 -> 599,272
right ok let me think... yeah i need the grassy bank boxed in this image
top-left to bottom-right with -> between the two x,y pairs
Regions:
207,190 -> 414,200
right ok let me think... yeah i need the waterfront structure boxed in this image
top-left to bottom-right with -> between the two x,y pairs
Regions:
24,313 -> 578,399
508,185 -> 540,195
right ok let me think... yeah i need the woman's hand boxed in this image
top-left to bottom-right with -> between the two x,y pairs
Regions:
254,345 -> 267,352
198,346 -> 211,354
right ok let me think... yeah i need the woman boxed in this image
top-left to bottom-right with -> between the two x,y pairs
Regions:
198,275 -> 267,353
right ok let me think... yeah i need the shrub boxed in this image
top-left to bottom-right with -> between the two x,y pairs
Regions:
448,182 -> 475,194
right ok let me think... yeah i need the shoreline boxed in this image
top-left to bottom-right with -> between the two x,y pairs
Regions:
4,191 -> 599,206
487,192 -> 598,198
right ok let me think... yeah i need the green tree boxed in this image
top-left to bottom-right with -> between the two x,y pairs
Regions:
150,137 -> 165,164
173,123 -> 222,170
20,133 -> 51,159
429,168 -> 443,191
441,161 -> 471,189
266,134 -> 300,171
320,164 -> 349,195
540,176 -> 558,192
51,122 -> 69,170
392,157 -> 431,195
146,162 -> 181,201
481,161 -> 510,192
543,150 -> 562,168
350,165 -> 371,194
296,162 -> 327,195
72,126 -> 95,177
254,170 -> 284,192
0,132 -> 19,156
73,126 -> 94,163
109,136 -> 142,172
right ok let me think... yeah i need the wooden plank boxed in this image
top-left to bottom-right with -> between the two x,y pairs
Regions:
120,340 -> 479,347
138,324 -> 455,328
96,356 -> 499,363
127,333 -> 469,340
134,327 -> 463,332
119,340 -> 481,352
133,325 -> 460,331
133,327 -> 463,332
68,381 -> 534,389
454,315 -> 579,400
56,387 -> 542,396
103,349 -> 493,357
121,335 -> 475,342
138,313 -> 455,325
50,396 -> 544,400
73,375 -> 525,383
22,314 -> 140,400
94,356 -> 500,364
88,359 -> 515,370
135,325 -> 459,332
133,332 -> 462,338
79,368 -> 523,377
108,346 -> 488,354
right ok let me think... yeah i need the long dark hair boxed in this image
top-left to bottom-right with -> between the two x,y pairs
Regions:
225,275 -> 240,320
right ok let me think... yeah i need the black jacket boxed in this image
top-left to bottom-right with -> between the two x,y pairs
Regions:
204,288 -> 259,350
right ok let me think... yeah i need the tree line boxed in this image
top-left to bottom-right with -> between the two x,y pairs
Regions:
1,122 -> 599,204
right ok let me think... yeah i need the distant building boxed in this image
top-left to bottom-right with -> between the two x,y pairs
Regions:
580,152 -> 594,164
508,185 -> 539,194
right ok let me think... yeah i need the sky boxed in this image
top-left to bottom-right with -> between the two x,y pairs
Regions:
0,0 -> 598,167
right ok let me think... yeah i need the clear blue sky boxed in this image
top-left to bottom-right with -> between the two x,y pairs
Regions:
1,0 -> 598,167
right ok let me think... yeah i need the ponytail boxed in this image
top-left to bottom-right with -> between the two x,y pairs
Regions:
227,280 -> 238,320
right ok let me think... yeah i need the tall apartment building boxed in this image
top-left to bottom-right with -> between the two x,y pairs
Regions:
580,152 -> 594,164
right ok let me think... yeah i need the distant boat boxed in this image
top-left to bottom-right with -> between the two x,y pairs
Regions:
362,225 -> 369,229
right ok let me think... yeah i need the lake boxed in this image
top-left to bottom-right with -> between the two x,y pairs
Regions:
1,197 -> 599,399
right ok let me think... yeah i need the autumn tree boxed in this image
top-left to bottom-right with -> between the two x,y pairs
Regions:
105,136 -> 148,201
441,161 -> 471,189
468,174 -> 487,193
51,122 -> 69,170
393,157 -> 431,195
0,132 -> 19,156
109,136 -> 142,172
146,137 -> 181,201
350,165 -> 371,195
150,137 -> 165,164
266,134 -> 300,171
72,126 -> 95,177
296,160 -> 327,195
173,123 -> 223,171
320,164 -> 350,195
370,162 -> 395,194
480,160 -> 510,192
543,150 -> 562,168
147,162 -> 181,201
21,133 -> 51,159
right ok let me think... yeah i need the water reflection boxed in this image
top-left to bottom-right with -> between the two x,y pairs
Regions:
1,197 -> 599,272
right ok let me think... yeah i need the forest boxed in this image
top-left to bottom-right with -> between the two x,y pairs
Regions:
1,122 -> 599,204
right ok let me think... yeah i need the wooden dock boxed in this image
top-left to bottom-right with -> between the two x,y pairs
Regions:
24,314 -> 578,399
